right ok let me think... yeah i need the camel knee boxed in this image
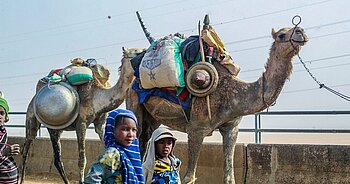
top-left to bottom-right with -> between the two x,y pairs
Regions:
78,158 -> 86,169
94,128 -> 104,141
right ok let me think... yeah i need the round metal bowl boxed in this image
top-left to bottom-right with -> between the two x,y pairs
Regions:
186,62 -> 219,97
34,82 -> 80,129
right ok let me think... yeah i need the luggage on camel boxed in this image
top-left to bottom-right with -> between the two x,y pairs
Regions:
129,12 -> 241,110
61,58 -> 93,85
139,35 -> 185,89
42,58 -> 110,88
34,58 -> 111,129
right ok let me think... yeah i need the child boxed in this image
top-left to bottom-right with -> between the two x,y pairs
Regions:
143,126 -> 181,184
85,109 -> 144,184
0,92 -> 20,184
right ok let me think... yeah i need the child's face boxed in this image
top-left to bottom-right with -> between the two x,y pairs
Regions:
0,106 -> 6,126
114,117 -> 137,147
155,138 -> 174,159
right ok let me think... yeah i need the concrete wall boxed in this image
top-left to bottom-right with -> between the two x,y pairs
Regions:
9,137 -> 350,184
246,144 -> 350,184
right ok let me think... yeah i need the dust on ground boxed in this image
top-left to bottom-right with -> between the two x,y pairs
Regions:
23,173 -> 79,184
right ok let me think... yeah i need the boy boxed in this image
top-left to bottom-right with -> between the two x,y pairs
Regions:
85,109 -> 144,183
0,92 -> 20,184
143,126 -> 181,184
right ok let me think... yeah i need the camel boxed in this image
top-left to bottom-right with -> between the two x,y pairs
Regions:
125,15 -> 308,183
20,54 -> 135,184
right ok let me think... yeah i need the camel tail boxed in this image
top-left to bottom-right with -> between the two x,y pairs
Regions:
136,11 -> 155,44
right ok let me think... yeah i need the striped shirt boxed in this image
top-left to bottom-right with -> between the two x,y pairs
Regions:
0,127 -> 18,184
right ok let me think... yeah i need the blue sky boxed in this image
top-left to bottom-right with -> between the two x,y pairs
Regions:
1,0 -> 350,131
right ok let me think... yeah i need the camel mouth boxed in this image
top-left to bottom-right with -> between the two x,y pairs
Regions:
292,39 -> 308,46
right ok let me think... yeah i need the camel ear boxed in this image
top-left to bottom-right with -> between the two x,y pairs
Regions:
271,28 -> 277,39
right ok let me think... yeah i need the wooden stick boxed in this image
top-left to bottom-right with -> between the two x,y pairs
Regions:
206,95 -> 212,120
198,21 -> 212,120
198,21 -> 206,63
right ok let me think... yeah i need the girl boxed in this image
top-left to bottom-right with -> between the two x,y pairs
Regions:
143,126 -> 181,184
85,109 -> 144,184
0,92 -> 20,184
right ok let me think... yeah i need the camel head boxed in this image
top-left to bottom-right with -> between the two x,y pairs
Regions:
271,27 -> 308,56
122,47 -> 146,59
118,47 -> 146,86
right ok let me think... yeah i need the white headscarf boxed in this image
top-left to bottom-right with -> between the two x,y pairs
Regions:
142,126 -> 180,184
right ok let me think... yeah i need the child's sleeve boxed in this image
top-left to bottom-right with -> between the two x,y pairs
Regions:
84,148 -> 121,184
84,162 -> 104,183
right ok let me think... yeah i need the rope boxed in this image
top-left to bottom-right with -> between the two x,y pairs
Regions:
290,15 -> 350,102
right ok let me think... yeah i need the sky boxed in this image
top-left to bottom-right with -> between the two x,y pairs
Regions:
1,0 -> 350,136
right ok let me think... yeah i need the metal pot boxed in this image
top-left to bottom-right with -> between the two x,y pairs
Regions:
186,62 -> 219,97
34,82 -> 80,129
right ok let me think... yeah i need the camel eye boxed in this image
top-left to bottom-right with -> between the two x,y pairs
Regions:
278,34 -> 285,40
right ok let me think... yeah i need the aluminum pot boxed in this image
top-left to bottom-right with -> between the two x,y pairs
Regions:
34,82 -> 80,129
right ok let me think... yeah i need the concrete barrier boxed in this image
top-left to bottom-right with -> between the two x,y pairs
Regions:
8,137 -> 350,183
246,144 -> 350,184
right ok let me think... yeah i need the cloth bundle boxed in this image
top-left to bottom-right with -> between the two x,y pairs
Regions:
139,35 -> 185,89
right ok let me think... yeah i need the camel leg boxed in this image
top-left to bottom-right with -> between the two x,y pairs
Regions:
183,128 -> 206,184
218,118 -> 241,184
137,112 -> 147,156
76,120 -> 87,184
126,87 -> 151,156
48,128 -> 69,184
20,107 -> 41,184
93,113 -> 106,142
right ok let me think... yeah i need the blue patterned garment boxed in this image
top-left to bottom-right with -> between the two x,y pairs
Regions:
151,156 -> 181,184
85,109 -> 144,184
104,109 -> 144,184
85,147 -> 123,183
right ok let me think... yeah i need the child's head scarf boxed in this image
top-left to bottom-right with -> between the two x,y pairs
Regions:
0,92 -> 9,115
142,126 -> 178,184
103,109 -> 144,184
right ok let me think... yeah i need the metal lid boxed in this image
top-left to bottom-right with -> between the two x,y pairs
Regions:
186,62 -> 219,97
34,82 -> 80,129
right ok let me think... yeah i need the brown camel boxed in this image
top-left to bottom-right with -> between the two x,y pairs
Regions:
126,15 -> 308,183
20,54 -> 135,184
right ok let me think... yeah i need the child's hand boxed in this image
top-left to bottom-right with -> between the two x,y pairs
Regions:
2,144 -> 20,156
